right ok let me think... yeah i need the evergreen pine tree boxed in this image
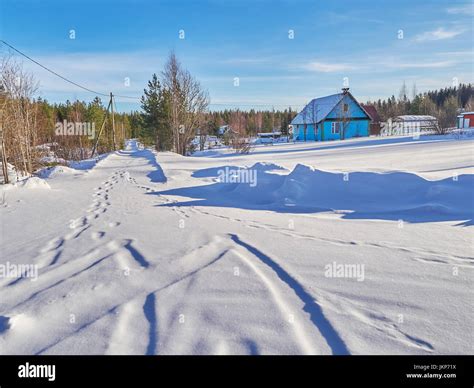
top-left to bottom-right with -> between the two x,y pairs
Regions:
141,74 -> 171,151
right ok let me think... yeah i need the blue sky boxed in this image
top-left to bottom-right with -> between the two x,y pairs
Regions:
0,0 -> 472,112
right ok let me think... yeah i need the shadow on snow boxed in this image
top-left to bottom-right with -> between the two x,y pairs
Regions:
151,163 -> 474,225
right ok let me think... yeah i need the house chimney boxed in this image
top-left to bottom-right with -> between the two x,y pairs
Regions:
342,88 -> 349,95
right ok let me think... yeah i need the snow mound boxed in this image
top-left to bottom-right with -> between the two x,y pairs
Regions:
38,165 -> 76,179
273,164 -> 474,220
16,177 -> 51,189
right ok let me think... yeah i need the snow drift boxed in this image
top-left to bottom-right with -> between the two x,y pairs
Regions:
38,165 -> 77,179
15,177 -> 51,189
276,164 -> 473,217
159,163 -> 474,223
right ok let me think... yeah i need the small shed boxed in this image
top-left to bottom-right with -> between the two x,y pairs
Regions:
457,112 -> 474,129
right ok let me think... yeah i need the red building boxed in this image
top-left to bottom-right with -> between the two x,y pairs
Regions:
457,112 -> 474,129
361,104 -> 382,135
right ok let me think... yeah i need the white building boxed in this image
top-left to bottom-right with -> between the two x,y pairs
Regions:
392,115 -> 438,134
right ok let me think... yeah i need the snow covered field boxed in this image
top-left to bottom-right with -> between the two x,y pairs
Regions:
0,135 -> 472,355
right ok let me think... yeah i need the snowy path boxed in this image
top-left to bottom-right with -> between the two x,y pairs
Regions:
1,138 -> 472,354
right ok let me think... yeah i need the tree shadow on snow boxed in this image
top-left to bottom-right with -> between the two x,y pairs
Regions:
118,148 -> 167,183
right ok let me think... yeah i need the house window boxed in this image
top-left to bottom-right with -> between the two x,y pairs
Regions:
331,122 -> 340,134
343,103 -> 349,112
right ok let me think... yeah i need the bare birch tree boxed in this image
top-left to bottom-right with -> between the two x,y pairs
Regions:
162,52 -> 209,155
1,56 -> 39,179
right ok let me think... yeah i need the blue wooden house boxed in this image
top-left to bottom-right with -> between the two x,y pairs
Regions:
291,89 -> 371,141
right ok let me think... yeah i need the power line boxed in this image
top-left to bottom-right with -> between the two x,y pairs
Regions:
1,39 -> 110,97
114,93 -> 142,100
1,40 -> 141,100
0,40 -> 304,109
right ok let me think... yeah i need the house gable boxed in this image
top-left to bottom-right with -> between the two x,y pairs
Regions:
325,93 -> 371,120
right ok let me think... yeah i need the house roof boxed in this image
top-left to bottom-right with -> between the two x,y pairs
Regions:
361,104 -> 381,122
395,115 -> 437,121
291,92 -> 370,125
291,93 -> 343,125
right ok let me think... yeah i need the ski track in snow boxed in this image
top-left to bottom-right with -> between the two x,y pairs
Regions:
229,234 -> 348,355
184,206 -> 474,268
1,138 -> 472,355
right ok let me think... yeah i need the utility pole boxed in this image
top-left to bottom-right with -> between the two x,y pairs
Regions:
0,120 -> 9,184
0,92 -> 8,183
91,97 -> 112,158
272,105 -> 275,132
111,92 -> 116,151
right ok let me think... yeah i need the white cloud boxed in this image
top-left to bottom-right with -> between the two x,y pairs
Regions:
367,55 -> 462,71
395,60 -> 456,69
447,4 -> 474,16
414,27 -> 465,42
302,61 -> 356,73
